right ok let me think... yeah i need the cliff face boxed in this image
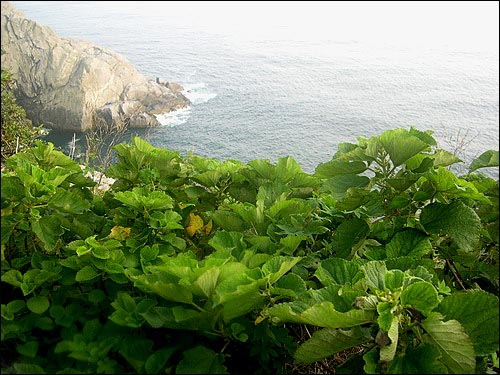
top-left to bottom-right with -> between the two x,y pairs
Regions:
0,1 -> 190,131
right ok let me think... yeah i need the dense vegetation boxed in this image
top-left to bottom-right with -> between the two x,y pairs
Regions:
0,65 -> 42,166
1,124 -> 499,374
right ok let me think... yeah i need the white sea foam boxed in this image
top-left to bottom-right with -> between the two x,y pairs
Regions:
154,83 -> 217,127
155,106 -> 192,127
182,83 -> 217,105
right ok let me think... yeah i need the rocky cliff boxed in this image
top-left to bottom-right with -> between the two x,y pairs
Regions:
0,1 -> 190,132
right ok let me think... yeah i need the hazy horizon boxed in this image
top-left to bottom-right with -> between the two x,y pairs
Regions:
12,1 -> 500,51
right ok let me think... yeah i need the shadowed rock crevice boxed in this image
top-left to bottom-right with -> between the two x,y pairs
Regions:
0,1 -> 190,132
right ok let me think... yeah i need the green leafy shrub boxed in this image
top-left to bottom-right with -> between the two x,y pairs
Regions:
1,128 -> 498,374
1,67 -> 44,166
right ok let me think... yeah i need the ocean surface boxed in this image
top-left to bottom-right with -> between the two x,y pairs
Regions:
10,1 -> 500,177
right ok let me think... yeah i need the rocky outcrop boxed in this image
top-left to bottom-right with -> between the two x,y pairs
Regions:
0,1 -> 190,131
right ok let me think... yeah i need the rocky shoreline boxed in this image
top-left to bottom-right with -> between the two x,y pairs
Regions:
0,1 -> 190,132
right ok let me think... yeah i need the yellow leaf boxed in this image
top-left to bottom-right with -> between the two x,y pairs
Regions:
254,315 -> 266,325
109,225 -> 131,240
186,213 -> 204,237
203,219 -> 213,235
1,207 -> 12,216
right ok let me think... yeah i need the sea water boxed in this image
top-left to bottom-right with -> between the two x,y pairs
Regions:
9,1 -> 500,177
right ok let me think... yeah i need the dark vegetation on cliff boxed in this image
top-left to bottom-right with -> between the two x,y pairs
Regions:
0,64 -> 43,165
1,77 -> 499,375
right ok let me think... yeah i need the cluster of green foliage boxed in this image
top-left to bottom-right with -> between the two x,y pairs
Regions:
0,66 -> 43,166
1,128 -> 498,374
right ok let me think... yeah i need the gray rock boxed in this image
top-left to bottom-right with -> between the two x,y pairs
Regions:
0,1 -> 190,132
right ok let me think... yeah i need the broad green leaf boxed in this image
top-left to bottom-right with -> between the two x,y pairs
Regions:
134,274 -> 194,305
193,267 -> 220,298
26,296 -> 50,314
1,176 -> 25,201
273,273 -> 307,298
278,235 -> 307,255
209,210 -> 246,232
421,312 -> 475,374
88,290 -> 106,304
152,253 -> 198,279
275,156 -> 304,182
1,269 -> 23,287
229,201 -> 265,229
75,266 -> 99,282
362,261 -> 387,291
269,198 -> 312,221
145,347 -> 176,374
405,154 -> 435,172
337,139 -> 375,161
30,215 -> 64,253
335,187 -> 372,211
393,343 -> 447,374
7,300 -> 26,314
400,281 -> 439,316
176,346 -> 228,374
315,160 -> 368,178
92,246 -> 110,260
385,257 -> 437,277
314,258 -> 363,287
249,157 -> 278,181
469,150 -> 499,173
112,292 -> 136,312
379,316 -> 399,362
140,245 -> 159,262
192,169 -> 223,188
118,338 -> 154,371
21,269 -> 52,296
48,190 -> 91,214
217,280 -> 267,321
12,363 -> 46,374
141,306 -> 201,330
386,175 -> 420,192
436,290 -> 499,356
320,175 -> 370,199
16,341 -> 39,358
148,210 -> 183,230
208,231 -> 246,254
160,233 -> 186,251
261,256 -> 302,284
423,167 -> 489,202
363,349 -> 380,374
421,201 -> 482,252
82,319 -> 101,341
384,269 -> 405,292
409,126 -> 437,146
352,295 -> 379,311
257,182 -> 289,208
268,301 -> 375,328
1,214 -> 19,246
30,140 -> 81,170
377,302 -> 395,332
114,188 -> 174,211
385,229 -> 432,259
332,218 -> 369,259
380,128 -> 430,167
135,299 -> 157,315
433,149 -> 462,167
240,251 -> 272,269
294,327 -> 372,364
